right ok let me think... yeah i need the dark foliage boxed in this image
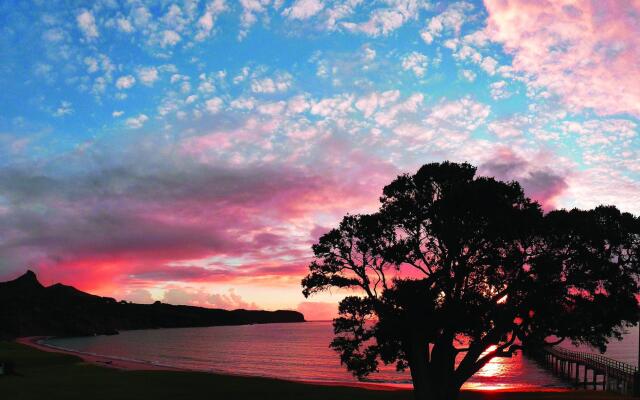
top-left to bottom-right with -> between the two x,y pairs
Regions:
302,162 -> 639,400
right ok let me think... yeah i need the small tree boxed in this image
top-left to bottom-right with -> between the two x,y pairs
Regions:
302,162 -> 639,400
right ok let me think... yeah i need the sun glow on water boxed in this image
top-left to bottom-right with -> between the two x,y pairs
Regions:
43,322 -> 577,391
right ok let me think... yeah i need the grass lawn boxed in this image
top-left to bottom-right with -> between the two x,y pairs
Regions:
0,341 -> 633,400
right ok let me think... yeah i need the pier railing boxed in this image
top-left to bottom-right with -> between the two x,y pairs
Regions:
545,346 -> 637,376
533,345 -> 639,396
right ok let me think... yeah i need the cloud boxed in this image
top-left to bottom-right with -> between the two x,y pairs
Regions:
562,166 -> 640,214
239,0 -> 272,39
257,101 -> 286,116
132,6 -> 152,27
116,18 -> 134,33
401,51 -> 428,77
233,67 -> 250,84
205,97 -> 224,113
77,10 -> 99,40
373,92 -> 423,127
0,0 -> 638,319
363,46 -> 376,61
485,0 -> 640,117
125,114 -> 148,128
479,56 -> 497,75
489,80 -> 511,100
53,101 -> 73,117
208,289 -> 258,309
33,63 -> 53,81
487,115 -> 527,139
341,0 -> 428,37
230,97 -> 255,110
423,96 -> 489,133
117,288 -> 154,304
478,147 -> 569,210
116,75 -> 136,89
460,69 -> 476,82
384,95 -> 491,150
161,30 -> 181,47
310,94 -> 354,118
43,28 -> 65,43
297,301 -> 337,321
163,287 -> 258,309
286,95 -> 310,114
0,145 -> 390,294
195,0 -> 228,40
420,1 -> 472,43
138,67 -> 159,86
251,73 -> 292,93
355,90 -> 400,118
84,57 -> 99,73
283,0 -> 324,20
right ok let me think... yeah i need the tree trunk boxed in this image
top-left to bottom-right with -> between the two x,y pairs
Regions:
409,369 -> 429,400
414,381 -> 462,400
409,368 -> 462,400
407,337 -> 430,400
406,337 -> 462,400
432,382 -> 463,400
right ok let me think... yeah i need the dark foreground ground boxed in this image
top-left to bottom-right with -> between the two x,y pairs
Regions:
0,341 -> 633,400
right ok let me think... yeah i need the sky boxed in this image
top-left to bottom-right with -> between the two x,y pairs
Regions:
0,0 -> 639,320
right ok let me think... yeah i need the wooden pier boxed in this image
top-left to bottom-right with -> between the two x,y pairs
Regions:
534,346 -> 639,396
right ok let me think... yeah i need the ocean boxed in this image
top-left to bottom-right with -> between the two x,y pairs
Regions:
43,321 -> 638,391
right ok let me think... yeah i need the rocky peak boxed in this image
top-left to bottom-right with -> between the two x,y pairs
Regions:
9,269 -> 44,289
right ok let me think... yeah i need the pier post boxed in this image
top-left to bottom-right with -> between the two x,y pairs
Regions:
575,363 -> 580,384
584,366 -> 588,388
539,348 -> 636,396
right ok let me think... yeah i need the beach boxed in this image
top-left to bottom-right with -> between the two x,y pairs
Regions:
3,339 -> 633,400
15,336 -> 182,372
34,322 -> 577,391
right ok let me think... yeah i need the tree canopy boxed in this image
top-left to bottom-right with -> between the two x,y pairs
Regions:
302,162 -> 639,400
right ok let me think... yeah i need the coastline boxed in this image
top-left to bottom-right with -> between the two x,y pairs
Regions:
17,336 -> 567,394
16,336 -> 408,391
4,339 -> 633,400
15,336 -> 184,372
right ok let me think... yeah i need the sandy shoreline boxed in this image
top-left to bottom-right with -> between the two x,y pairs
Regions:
16,336 -> 184,372
15,336 -> 571,394
6,339 -> 630,400
15,336 -> 407,391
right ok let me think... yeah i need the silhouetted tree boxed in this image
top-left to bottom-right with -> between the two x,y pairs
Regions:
302,162 -> 639,400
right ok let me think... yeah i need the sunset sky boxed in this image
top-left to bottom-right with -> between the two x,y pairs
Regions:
0,0 -> 639,320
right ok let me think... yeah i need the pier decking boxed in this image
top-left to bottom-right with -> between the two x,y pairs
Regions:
535,346 -> 639,396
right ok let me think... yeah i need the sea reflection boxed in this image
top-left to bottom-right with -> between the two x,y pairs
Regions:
43,321 -> 584,391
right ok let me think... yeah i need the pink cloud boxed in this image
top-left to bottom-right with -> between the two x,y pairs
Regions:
478,147 -> 570,211
485,0 -> 640,117
297,301 -> 338,321
0,153 -> 396,300
163,287 -> 258,309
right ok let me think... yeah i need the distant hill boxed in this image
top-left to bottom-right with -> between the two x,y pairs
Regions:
0,271 -> 305,339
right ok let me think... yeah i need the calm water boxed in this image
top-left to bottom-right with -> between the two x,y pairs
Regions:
44,321 -> 638,391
